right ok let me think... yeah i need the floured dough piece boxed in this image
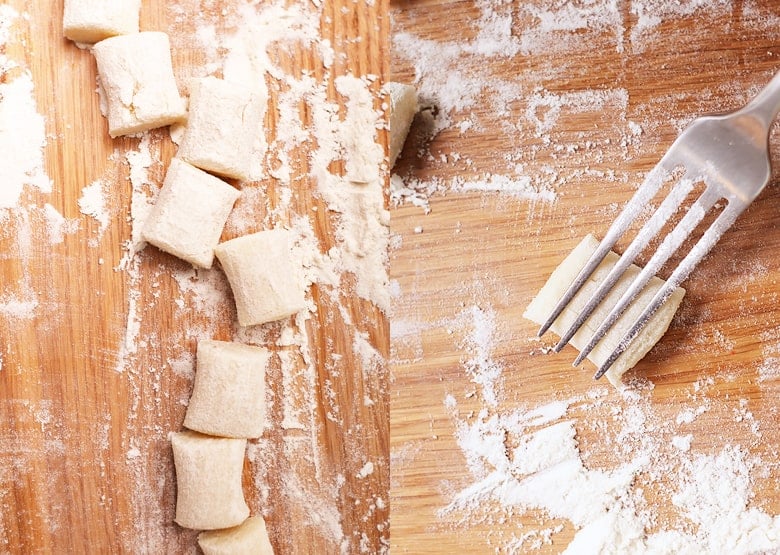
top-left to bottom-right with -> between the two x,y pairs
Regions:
63,0 -> 141,44
184,340 -> 270,439
198,516 -> 275,555
385,82 -> 418,168
141,159 -> 240,269
171,431 -> 249,530
215,229 -> 307,327
177,76 -> 266,181
524,234 -> 685,387
92,32 -> 187,137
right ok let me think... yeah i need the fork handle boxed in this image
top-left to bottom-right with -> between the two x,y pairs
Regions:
742,70 -> 780,127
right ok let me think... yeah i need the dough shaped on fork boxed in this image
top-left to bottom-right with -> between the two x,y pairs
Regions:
198,515 -> 275,555
184,340 -> 270,439
171,431 -> 249,530
524,234 -> 685,387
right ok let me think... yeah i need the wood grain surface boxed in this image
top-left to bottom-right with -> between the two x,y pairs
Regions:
0,0 -> 388,553
390,2 -> 780,553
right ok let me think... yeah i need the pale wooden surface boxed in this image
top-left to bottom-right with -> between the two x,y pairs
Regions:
0,0 -> 388,553
390,2 -> 780,552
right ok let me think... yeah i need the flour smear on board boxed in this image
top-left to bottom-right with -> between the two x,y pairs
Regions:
0,7 -> 60,335
389,0 -> 758,209
0,6 -> 50,209
416,302 -> 780,553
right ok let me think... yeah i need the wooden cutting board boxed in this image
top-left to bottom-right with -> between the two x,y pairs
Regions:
0,0 -> 388,553
390,2 -> 780,552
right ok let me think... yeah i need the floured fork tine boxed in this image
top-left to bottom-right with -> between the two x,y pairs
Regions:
552,172 -> 697,353
574,185 -> 721,367
536,162 -> 672,338
593,199 -> 744,379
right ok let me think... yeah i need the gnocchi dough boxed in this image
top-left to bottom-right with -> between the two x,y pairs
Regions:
92,32 -> 187,137
63,0 -> 141,44
141,159 -> 240,269
171,431 -> 249,530
215,229 -> 307,327
524,234 -> 685,387
177,76 -> 266,181
385,82 -> 418,168
198,516 -> 275,555
184,340 -> 270,439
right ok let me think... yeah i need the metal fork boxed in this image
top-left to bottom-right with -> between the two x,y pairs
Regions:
538,70 -> 780,380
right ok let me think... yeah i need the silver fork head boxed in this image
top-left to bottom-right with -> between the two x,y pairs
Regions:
675,110 -> 772,207
542,106 -> 773,380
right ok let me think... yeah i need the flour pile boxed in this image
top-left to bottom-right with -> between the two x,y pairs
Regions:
398,300 -> 780,553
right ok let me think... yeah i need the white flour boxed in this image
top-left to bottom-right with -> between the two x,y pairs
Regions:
0,6 -> 50,209
442,381 -> 780,552
389,0 -> 748,211
415,299 -> 780,552
459,306 -> 504,408
78,180 -> 110,243
43,203 -> 78,245
123,134 -> 158,259
630,1 -> 732,49
0,293 -> 38,320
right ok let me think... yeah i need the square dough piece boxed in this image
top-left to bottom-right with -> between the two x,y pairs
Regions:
198,516 -> 275,555
92,32 -> 187,137
184,340 -> 271,439
177,76 -> 266,181
171,431 -> 249,530
215,229 -> 307,327
523,234 -> 685,388
385,82 -> 418,168
141,158 -> 240,269
63,0 -> 141,44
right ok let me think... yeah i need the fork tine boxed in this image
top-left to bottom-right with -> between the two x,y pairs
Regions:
553,173 -> 697,353
593,200 -> 744,379
537,162 -> 672,338
573,185 -> 721,367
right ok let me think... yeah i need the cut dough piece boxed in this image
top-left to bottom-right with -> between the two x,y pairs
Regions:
92,32 -> 187,137
184,340 -> 270,439
141,159 -> 240,269
171,431 -> 249,530
524,234 -> 685,387
198,516 -> 275,555
215,229 -> 307,327
177,76 -> 266,181
63,0 -> 141,44
385,82 -> 418,168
